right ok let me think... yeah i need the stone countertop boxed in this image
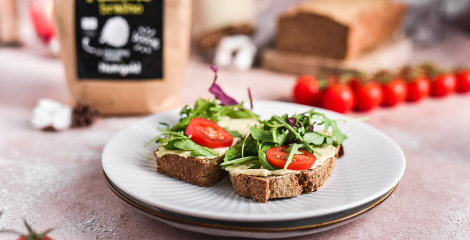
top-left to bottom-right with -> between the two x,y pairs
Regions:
0,30 -> 470,239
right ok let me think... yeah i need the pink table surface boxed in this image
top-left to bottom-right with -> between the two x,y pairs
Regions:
1,30 -> 470,240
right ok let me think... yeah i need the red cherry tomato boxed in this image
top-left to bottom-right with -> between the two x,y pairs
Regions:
455,70 -> 470,93
430,74 -> 456,97
293,75 -> 321,106
353,82 -> 383,111
348,78 -> 361,91
381,78 -> 407,107
185,118 -> 233,149
406,77 -> 430,102
266,146 -> 316,170
321,84 -> 355,113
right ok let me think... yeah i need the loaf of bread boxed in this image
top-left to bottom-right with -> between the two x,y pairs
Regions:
275,0 -> 406,60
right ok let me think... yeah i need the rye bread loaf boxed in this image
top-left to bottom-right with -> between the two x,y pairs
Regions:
275,0 -> 407,59
155,153 -> 225,187
229,145 -> 343,202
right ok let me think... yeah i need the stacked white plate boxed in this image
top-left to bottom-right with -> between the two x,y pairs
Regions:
102,101 -> 406,239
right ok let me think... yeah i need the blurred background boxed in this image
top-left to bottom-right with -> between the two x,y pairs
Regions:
1,0 -> 470,115
2,0 -> 470,57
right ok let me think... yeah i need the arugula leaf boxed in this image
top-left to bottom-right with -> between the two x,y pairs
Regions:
303,132 -> 325,145
223,138 -> 257,161
249,162 -> 261,169
158,122 -> 170,129
258,144 -> 278,171
250,126 -> 273,142
220,156 -> 258,167
223,146 -> 241,162
154,127 -> 218,157
224,128 -> 243,138
173,140 -> 218,157
160,139 -> 183,150
226,110 -> 257,119
283,143 -> 304,169
171,98 -> 259,131
250,126 -> 285,144
171,99 -> 211,131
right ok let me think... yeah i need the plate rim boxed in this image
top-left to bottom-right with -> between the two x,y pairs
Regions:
102,100 -> 406,222
104,171 -> 398,232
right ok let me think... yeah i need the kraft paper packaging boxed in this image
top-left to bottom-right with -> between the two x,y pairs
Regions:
55,0 -> 192,115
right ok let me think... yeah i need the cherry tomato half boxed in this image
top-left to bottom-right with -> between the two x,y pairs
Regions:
185,118 -> 233,149
406,77 -> 430,102
353,81 -> 383,111
321,84 -> 355,113
430,74 -> 456,97
266,146 -> 316,170
455,70 -> 470,93
381,78 -> 407,107
293,75 -> 321,106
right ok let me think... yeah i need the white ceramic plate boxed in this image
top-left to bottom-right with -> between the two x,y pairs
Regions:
102,101 -> 406,222
104,174 -> 397,239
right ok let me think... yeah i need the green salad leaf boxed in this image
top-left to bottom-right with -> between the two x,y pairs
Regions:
224,129 -> 243,138
283,143 -> 304,170
174,140 -> 217,157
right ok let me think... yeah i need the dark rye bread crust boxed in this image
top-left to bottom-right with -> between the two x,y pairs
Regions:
155,153 -> 225,187
229,145 -> 343,202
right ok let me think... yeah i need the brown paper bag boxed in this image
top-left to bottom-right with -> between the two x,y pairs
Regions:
55,0 -> 192,115
0,0 -> 20,45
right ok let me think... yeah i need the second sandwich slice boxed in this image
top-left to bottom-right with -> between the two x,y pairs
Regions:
222,109 -> 347,202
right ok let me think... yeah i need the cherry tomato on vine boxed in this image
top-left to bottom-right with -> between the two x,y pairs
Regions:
381,78 -> 407,107
430,74 -> 456,97
266,146 -> 316,170
348,78 -> 361,91
406,77 -> 430,102
321,84 -> 355,113
352,81 -> 383,111
293,75 -> 321,106
185,118 -> 233,148
455,70 -> 470,93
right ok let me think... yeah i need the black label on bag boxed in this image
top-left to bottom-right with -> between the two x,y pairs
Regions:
75,0 -> 163,80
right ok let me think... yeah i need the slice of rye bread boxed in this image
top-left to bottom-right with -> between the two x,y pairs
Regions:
229,145 -> 344,203
155,152 -> 226,187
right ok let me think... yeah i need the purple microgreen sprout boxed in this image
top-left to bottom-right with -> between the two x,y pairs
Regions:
307,125 -> 314,132
287,118 -> 300,128
210,64 -> 218,74
247,87 -> 254,109
208,65 -> 239,106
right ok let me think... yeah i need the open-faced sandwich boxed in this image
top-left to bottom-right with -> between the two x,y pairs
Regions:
152,66 -> 258,186
221,110 -> 346,202
152,65 -> 352,202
